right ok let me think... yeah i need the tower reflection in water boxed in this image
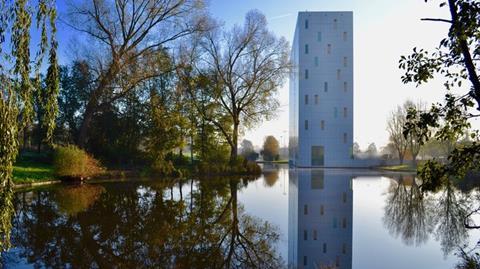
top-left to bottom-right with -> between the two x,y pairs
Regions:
288,169 -> 353,269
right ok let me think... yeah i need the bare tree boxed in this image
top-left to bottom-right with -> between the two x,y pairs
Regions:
387,100 -> 426,164
387,106 -> 408,164
191,10 -> 291,162
65,0 -> 207,148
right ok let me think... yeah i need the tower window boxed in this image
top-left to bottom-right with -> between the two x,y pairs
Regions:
337,69 -> 341,80
324,82 -> 328,92
323,243 -> 327,253
314,94 -> 319,105
314,56 -> 319,67
304,256 -> 308,266
305,69 -> 309,79
344,107 -> 347,118
305,44 -> 309,54
343,217 -> 347,228
333,218 -> 338,228
344,56 -> 348,67
317,31 -> 322,41
313,230 -> 318,240
343,192 -> 347,203
305,120 -> 309,130
343,133 -> 347,143
305,95 -> 309,105
327,44 -> 331,54
343,31 -> 347,41
321,120 -> 325,130
320,205 -> 324,215
333,18 -> 338,29
304,204 -> 308,214
304,230 -> 308,240
344,81 -> 348,92
305,19 -> 309,29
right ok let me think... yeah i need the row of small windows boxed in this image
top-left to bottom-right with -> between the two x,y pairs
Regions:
304,252 -> 345,267
303,197 -> 348,217
304,18 -> 348,39
305,81 -> 348,92
304,95 -> 348,105
304,69 -> 347,80
303,106 -> 348,118
312,56 -> 348,68
303,222 -> 348,241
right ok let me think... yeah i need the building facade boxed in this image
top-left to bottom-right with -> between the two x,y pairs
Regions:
289,12 -> 354,167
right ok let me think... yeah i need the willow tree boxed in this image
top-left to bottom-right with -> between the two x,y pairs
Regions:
65,0 -> 207,148
0,0 -> 58,250
196,10 -> 290,162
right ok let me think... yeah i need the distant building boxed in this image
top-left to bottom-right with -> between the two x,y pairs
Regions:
289,12 -> 354,167
288,169 -> 353,268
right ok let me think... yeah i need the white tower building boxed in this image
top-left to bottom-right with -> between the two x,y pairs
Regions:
289,12 -> 354,167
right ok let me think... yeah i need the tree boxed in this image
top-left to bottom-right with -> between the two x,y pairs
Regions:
65,0 -> 207,148
399,0 -> 480,186
240,139 -> 258,161
387,105 -> 408,164
353,142 -> 361,156
240,139 -> 254,155
0,0 -> 58,250
194,10 -> 291,162
261,136 -> 279,161
366,142 -> 378,157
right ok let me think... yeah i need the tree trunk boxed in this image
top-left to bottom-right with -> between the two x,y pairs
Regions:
229,122 -> 239,163
77,61 -> 119,149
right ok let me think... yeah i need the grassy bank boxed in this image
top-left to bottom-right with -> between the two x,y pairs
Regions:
13,160 -> 55,184
376,164 -> 418,173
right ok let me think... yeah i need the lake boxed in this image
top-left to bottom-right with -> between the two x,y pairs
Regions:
2,165 -> 479,268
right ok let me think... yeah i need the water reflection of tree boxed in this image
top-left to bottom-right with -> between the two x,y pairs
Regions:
263,170 -> 279,187
7,177 -> 284,268
433,181 -> 469,255
384,176 -> 435,246
383,175 -> 470,255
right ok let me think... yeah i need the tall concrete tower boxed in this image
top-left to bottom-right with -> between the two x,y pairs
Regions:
289,12 -> 354,167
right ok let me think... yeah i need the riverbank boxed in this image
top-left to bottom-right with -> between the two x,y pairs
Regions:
374,164 -> 418,173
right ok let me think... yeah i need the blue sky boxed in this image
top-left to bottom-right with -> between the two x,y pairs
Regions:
54,0 -> 473,149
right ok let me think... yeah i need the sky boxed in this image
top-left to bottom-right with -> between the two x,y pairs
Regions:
54,0 -> 478,150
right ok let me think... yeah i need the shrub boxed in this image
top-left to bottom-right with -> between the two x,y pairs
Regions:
196,156 -> 262,176
53,145 -> 104,180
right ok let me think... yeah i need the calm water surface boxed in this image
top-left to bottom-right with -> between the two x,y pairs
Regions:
2,165 -> 479,268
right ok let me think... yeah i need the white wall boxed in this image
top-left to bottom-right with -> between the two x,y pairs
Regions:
290,12 -> 354,167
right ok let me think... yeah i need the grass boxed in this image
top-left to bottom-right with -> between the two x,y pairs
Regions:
13,160 -> 55,184
376,164 -> 418,172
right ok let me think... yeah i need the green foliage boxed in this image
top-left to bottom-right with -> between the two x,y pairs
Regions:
0,82 -> 19,252
400,0 -> 480,188
53,145 -> 104,180
196,156 -> 261,176
12,0 -> 33,128
42,6 -> 59,145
